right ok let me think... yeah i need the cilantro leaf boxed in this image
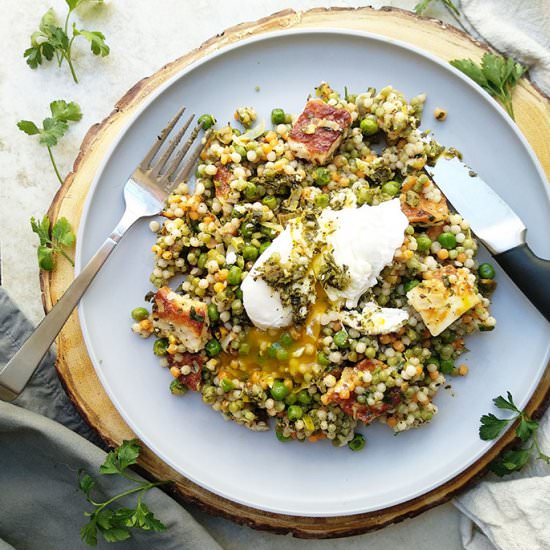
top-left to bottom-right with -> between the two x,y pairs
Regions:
80,440 -> 170,546
17,120 -> 40,135
479,414 -> 510,441
493,392 -> 520,413
50,100 -> 83,122
17,100 -> 82,184
30,215 -> 75,271
516,417 -> 538,442
450,53 -> 526,119
490,448 -> 531,477
78,471 -> 96,499
80,520 -> 98,546
74,28 -> 110,56
24,4 -> 109,82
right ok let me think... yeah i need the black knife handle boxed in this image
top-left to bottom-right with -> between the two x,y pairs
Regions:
494,244 -> 550,322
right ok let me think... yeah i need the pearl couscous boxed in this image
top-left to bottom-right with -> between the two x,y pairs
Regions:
131,83 -> 496,451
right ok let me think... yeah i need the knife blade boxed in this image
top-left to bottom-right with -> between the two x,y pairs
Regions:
425,155 -> 550,322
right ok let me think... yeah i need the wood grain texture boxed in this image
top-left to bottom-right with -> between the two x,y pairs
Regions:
40,7 -> 550,538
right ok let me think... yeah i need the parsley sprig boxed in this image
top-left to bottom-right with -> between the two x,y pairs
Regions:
17,100 -> 82,185
451,53 -> 527,120
480,392 -> 550,476
79,440 -> 169,546
24,0 -> 109,83
30,215 -> 75,271
414,0 -> 459,16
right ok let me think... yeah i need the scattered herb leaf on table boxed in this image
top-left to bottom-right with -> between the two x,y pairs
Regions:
17,100 -> 82,185
450,53 -> 526,120
480,391 -> 550,476
79,439 -> 170,546
24,0 -> 109,83
30,215 -> 76,271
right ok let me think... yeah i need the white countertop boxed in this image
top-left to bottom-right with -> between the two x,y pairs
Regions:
0,1 -> 463,547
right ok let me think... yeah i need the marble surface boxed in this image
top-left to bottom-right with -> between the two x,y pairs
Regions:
0,1 -> 463,547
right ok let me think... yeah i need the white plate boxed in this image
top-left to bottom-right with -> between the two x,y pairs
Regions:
77,29 -> 550,516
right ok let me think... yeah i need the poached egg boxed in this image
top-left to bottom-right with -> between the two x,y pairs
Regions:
242,198 -> 408,331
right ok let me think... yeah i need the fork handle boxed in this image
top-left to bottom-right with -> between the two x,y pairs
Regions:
0,212 -> 137,401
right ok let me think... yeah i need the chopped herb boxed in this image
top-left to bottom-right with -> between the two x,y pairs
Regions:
189,306 -> 205,323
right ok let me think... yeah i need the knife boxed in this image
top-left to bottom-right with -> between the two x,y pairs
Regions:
425,155 -> 550,323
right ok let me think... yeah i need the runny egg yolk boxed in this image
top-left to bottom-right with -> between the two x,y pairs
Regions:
217,290 -> 329,387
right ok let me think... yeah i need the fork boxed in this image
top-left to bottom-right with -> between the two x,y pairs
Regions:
0,107 -> 210,401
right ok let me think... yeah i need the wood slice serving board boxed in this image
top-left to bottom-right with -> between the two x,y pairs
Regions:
41,7 -> 550,538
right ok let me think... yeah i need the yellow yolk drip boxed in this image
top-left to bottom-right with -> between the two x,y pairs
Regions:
218,291 -> 329,387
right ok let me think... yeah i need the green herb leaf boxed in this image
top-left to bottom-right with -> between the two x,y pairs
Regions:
415,0 -> 459,15
78,471 -> 96,498
516,417 -> 538,442
40,117 -> 68,147
17,120 -> 40,135
450,53 -> 526,119
50,100 -> 83,122
74,28 -> 110,56
490,448 -> 531,477
52,217 -> 76,247
37,245 -> 55,271
100,527 -> 131,542
132,502 -> 166,532
80,520 -> 98,546
479,413 -> 510,441
493,392 -> 519,413
100,439 -> 140,474
30,215 -> 51,246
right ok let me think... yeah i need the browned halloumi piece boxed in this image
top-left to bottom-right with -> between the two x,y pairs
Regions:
153,287 -> 209,352
407,266 -> 480,336
288,99 -> 352,165
400,192 -> 449,225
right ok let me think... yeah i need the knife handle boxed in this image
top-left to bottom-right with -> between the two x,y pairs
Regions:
494,244 -> 550,323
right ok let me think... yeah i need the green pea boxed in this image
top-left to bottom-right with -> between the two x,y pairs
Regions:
235,288 -> 243,300
478,263 -> 496,279
279,332 -> 293,348
297,389 -> 312,405
271,380 -> 289,401
153,338 -> 169,356
348,433 -> 366,451
275,347 -> 289,361
404,279 -> 421,293
235,145 -> 247,158
169,380 -> 188,396
440,359 -> 454,374
243,245 -> 259,261
259,242 -> 271,254
207,303 -> 219,322
240,222 -> 255,238
244,183 -> 258,200
317,352 -> 330,366
287,405 -> 303,421
334,330 -> 349,349
276,430 -> 291,442
131,307 -> 149,322
438,232 -> 457,250
262,196 -> 278,210
227,266 -> 242,285
360,117 -> 379,136
314,193 -> 330,208
271,108 -> 286,125
313,167 -> 331,186
198,114 -> 216,129
267,343 -> 280,359
440,345 -> 454,360
285,393 -> 297,406
238,342 -> 250,355
416,234 -> 432,252
205,338 -> 222,357
197,253 -> 207,269
220,378 -> 235,392
381,181 -> 401,197
261,226 -> 278,239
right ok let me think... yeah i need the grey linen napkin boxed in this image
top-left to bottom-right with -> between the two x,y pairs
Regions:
454,1 -> 550,549
0,288 -> 222,550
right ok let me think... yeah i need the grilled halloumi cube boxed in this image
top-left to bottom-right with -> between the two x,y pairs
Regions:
153,287 -> 209,352
406,266 -> 480,336
400,192 -> 449,225
288,99 -> 352,165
